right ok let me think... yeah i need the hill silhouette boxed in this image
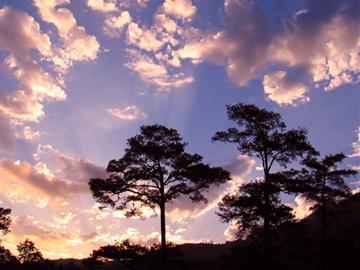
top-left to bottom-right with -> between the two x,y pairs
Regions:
26,193 -> 356,270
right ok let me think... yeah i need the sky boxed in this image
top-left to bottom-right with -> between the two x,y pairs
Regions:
0,0 -> 359,259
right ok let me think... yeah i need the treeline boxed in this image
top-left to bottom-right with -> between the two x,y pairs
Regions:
0,103 -> 358,269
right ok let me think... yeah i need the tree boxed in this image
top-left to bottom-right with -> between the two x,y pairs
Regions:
17,239 -> 43,264
0,245 -> 19,267
0,208 -> 11,236
91,240 -> 148,263
218,181 -> 294,240
213,103 -> 316,254
89,124 -> 230,251
287,153 -> 357,249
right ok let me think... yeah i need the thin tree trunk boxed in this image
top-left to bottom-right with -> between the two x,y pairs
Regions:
263,169 -> 270,257
160,202 -> 166,250
321,176 -> 327,270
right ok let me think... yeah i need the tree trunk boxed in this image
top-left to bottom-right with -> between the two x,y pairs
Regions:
263,169 -> 270,256
160,202 -> 166,250
321,177 -> 327,269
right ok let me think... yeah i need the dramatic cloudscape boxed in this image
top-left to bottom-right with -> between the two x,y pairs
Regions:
0,0 -> 359,259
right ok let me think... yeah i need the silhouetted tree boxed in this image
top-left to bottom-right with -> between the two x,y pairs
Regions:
17,239 -> 43,264
89,124 -> 230,251
91,239 -> 148,266
218,181 -> 294,239
0,208 -> 11,235
0,245 -> 20,267
286,153 -> 357,250
213,103 -> 316,254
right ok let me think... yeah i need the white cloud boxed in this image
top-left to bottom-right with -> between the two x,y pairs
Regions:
0,6 -> 66,122
178,0 -> 360,104
86,0 -> 118,13
349,127 -> 360,158
103,11 -> 132,38
291,195 -> 314,220
263,70 -> 309,106
107,105 -> 147,121
127,22 -> 164,52
21,126 -> 42,141
125,51 -> 194,89
163,0 -> 197,21
33,0 -> 100,72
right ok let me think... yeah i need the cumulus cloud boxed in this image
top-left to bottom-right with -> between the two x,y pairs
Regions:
224,220 -> 240,241
125,51 -> 194,89
290,195 -> 314,220
107,105 -> 147,121
0,7 -> 66,122
33,144 -> 106,183
21,126 -> 42,141
127,22 -> 164,52
163,0 -> 197,21
33,0 -> 100,72
349,127 -> 360,158
0,159 -> 88,199
263,70 -> 309,106
86,0 -> 118,13
103,11 -> 132,38
178,0 -> 359,104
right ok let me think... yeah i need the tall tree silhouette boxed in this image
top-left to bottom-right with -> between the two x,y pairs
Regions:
213,103 -> 316,254
89,124 -> 230,250
17,239 -> 43,264
288,153 -> 357,251
0,208 -> 11,236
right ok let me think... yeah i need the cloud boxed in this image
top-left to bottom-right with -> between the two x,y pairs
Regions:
167,155 -> 255,224
125,51 -> 194,89
0,159 -> 88,199
178,0 -> 271,86
86,0 -> 118,13
163,0 -> 197,21
263,70 -> 309,106
103,11 -> 132,38
224,220 -> 239,241
21,126 -> 42,141
33,0 -> 100,72
127,22 -> 164,52
0,6 -> 66,122
0,112 -> 15,152
107,105 -> 147,121
290,195 -> 314,220
349,127 -> 360,158
33,144 -> 107,183
178,0 -> 360,104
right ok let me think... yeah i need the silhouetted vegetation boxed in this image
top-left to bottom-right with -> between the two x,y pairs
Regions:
89,124 -> 230,251
0,104 -> 358,270
0,208 -> 11,235
213,103 -> 317,256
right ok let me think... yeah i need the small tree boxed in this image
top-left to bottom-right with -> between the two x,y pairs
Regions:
218,180 -> 294,239
17,239 -> 43,264
89,124 -> 230,250
213,103 -> 316,253
0,208 -> 11,236
91,240 -> 148,263
288,153 -> 357,248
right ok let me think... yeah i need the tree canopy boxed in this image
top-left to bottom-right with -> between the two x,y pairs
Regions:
0,208 -> 11,236
213,103 -> 316,253
17,239 -> 43,264
89,124 -> 230,250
